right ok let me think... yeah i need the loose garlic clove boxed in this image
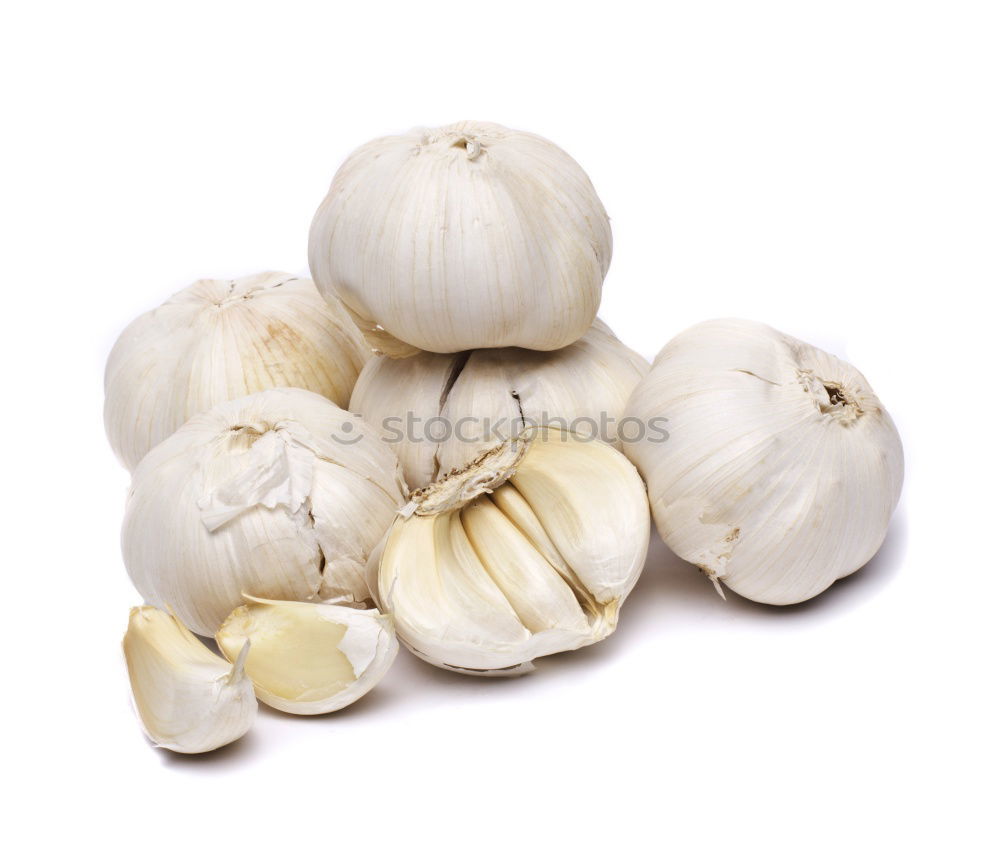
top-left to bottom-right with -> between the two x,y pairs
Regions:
350,319 -> 649,489
123,606 -> 256,754
122,388 -> 407,636
374,430 -> 650,675
216,598 -> 397,715
309,121 -> 611,357
104,272 -> 369,471
624,319 -> 904,605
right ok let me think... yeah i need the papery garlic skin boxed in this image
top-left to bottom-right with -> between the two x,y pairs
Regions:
105,272 -> 368,471
123,388 -> 407,636
624,319 -> 904,605
123,606 -> 256,754
308,121 -> 611,357
373,431 -> 650,675
216,597 -> 397,715
350,320 -> 649,489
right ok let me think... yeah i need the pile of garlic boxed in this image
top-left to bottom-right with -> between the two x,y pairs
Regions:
108,121 -> 903,754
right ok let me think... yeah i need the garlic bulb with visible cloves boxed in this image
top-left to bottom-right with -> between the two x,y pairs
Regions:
372,430 -> 650,675
624,319 -> 904,605
105,272 -> 368,471
123,388 -> 407,636
123,606 -> 256,754
308,121 -> 611,357
350,320 -> 649,489
216,597 -> 397,715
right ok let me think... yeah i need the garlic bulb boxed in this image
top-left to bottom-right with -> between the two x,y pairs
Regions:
350,320 -> 650,489
372,431 -> 650,675
308,121 -> 611,357
123,606 -> 256,754
123,388 -> 407,636
216,597 -> 397,715
624,319 -> 904,605
105,272 -> 368,471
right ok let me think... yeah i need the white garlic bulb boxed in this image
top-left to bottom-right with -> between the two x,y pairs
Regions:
122,388 -> 407,636
216,597 -> 397,715
350,320 -> 650,489
308,121 -> 611,357
123,606 -> 256,754
372,431 -> 650,675
624,319 -> 904,605
105,272 -> 368,471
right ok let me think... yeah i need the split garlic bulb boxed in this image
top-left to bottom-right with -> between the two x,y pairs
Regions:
625,319 -> 904,605
350,320 -> 650,489
105,272 -> 368,471
216,597 -> 397,715
372,431 -> 650,675
123,606 -> 256,754
308,121 -> 611,357
122,388 -> 407,636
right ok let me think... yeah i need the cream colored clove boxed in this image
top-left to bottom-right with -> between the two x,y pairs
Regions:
216,597 -> 398,715
123,606 -> 256,754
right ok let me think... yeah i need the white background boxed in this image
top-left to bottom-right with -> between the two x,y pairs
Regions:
4,1 -> 998,861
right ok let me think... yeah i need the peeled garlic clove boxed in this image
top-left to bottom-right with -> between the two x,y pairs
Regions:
376,431 -> 650,674
123,388 -> 407,636
309,121 -> 611,357
216,598 -> 397,715
624,319 -> 904,605
123,606 -> 256,754
104,272 -> 369,471
350,319 -> 649,489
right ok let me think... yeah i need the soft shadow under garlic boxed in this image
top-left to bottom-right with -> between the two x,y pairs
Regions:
155,729 -> 262,771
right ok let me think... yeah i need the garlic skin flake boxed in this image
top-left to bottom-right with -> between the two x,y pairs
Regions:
105,272 -> 368,471
308,121 -> 611,357
350,320 -> 650,489
373,431 -> 650,675
216,597 -> 397,715
624,319 -> 904,605
123,606 -> 256,754
123,388 -> 407,636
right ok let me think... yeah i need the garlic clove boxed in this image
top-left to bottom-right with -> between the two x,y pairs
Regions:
460,497 -> 590,633
123,606 -> 256,754
511,434 -> 650,607
624,318 -> 904,604
216,597 -> 397,715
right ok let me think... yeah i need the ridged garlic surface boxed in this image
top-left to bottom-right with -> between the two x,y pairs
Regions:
372,431 -> 650,675
123,606 -> 256,754
123,388 -> 407,636
216,597 -> 397,715
308,121 -> 611,357
350,320 -> 650,489
625,319 -> 904,605
105,272 -> 368,471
